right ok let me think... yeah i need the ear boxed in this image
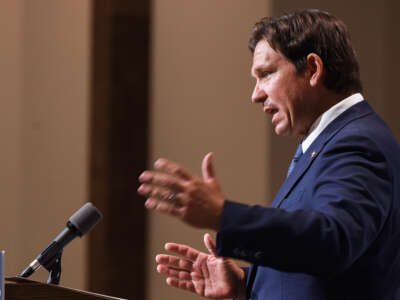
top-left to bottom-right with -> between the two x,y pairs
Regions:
306,53 -> 324,87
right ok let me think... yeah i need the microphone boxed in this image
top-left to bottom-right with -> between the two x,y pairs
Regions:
20,202 -> 103,279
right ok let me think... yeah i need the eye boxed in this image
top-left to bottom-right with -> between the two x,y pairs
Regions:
261,71 -> 271,78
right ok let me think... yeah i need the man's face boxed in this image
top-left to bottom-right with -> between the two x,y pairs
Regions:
251,40 -> 316,136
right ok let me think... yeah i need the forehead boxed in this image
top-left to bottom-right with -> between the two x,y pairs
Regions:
251,40 -> 286,75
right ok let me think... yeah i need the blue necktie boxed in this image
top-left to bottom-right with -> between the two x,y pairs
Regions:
287,144 -> 303,177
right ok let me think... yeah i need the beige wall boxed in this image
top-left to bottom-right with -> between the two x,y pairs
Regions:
0,0 -> 24,278
148,1 -> 270,299
0,0 -> 91,290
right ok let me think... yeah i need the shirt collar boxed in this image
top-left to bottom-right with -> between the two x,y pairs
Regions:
301,93 -> 364,153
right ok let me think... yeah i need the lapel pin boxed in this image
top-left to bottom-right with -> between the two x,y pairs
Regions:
311,151 -> 317,158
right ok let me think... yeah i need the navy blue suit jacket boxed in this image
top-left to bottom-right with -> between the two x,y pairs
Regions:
216,101 -> 400,299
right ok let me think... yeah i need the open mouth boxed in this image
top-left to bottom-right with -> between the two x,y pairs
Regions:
263,106 -> 280,125
263,106 -> 278,115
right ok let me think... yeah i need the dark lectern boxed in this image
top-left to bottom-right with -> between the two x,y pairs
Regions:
5,277 -> 127,300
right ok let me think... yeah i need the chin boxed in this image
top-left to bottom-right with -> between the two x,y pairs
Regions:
274,125 -> 291,136
274,130 -> 290,136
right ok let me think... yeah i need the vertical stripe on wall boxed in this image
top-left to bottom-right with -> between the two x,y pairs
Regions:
89,1 -> 150,299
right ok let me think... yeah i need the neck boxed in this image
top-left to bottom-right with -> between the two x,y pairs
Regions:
300,90 -> 357,136
320,90 -> 355,113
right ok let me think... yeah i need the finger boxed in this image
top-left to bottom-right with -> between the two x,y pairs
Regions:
156,254 -> 193,271
144,198 -> 184,219
144,197 -> 172,211
166,277 -> 196,293
150,198 -> 181,214
137,184 -> 172,202
154,158 -> 193,181
139,171 -> 185,192
203,233 -> 217,256
164,243 -> 199,261
157,264 -> 192,281
190,271 -> 204,281
201,152 -> 215,181
144,197 -> 158,209
201,259 -> 210,279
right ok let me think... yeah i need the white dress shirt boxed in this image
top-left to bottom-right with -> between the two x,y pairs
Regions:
301,93 -> 364,153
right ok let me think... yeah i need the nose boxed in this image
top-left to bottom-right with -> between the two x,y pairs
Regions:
251,82 -> 267,103
251,83 -> 267,104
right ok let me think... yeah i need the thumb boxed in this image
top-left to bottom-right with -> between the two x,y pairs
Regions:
202,152 -> 215,181
204,233 -> 217,256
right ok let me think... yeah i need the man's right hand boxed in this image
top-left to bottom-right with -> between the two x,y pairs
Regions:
156,233 -> 247,299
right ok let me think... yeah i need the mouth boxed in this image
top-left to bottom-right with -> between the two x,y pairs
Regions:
263,106 -> 278,115
263,106 -> 279,124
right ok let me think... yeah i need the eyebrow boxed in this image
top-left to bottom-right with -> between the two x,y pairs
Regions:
251,64 -> 270,77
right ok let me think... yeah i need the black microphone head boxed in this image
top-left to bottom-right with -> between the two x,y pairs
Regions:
68,202 -> 103,236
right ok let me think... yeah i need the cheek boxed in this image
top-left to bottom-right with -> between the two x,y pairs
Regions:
274,88 -> 292,114
281,80 -> 303,110
270,76 -> 290,101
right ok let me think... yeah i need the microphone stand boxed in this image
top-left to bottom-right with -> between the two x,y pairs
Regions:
43,251 -> 63,285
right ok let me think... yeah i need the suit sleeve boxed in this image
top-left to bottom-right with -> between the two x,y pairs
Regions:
216,133 -> 393,278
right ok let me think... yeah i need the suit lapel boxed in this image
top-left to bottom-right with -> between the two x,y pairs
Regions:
271,100 -> 373,208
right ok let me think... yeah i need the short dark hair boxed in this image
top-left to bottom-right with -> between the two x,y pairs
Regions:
249,9 -> 362,94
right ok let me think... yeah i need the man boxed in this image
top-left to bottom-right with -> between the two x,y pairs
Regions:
138,9 -> 400,299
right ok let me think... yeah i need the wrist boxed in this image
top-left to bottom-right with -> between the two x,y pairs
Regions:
211,198 -> 225,231
233,266 -> 247,300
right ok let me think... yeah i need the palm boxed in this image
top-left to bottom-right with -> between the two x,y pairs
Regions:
190,251 -> 242,298
156,234 -> 245,299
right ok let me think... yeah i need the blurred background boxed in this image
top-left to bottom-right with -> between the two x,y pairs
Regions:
0,0 -> 399,299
